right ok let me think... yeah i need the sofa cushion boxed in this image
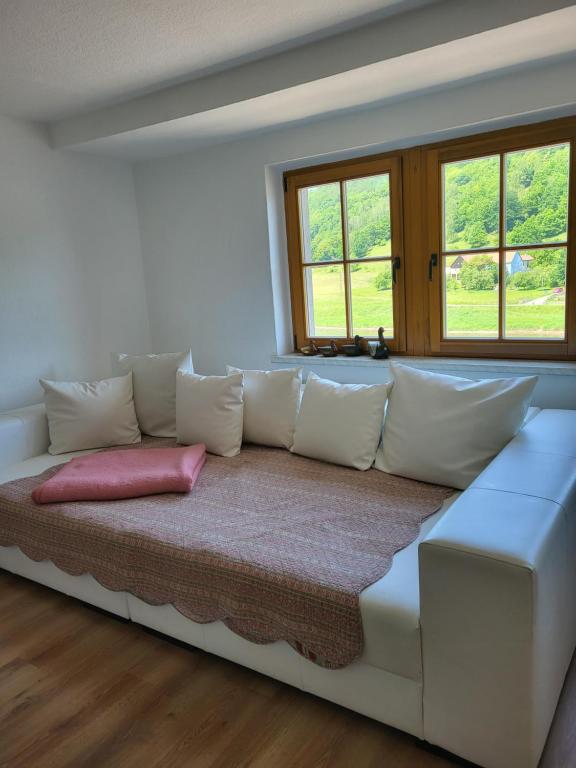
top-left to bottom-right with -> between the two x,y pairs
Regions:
375,363 -> 537,489
41,374 -> 141,455
112,351 -> 194,437
226,366 -> 302,449
360,493 -> 458,679
176,371 -> 244,457
292,373 -> 389,470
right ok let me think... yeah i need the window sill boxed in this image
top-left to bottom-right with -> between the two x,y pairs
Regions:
271,354 -> 576,377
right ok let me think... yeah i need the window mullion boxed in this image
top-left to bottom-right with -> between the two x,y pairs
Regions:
498,152 -> 505,341
339,180 -> 353,339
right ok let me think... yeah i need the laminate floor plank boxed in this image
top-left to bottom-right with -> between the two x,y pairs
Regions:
0,571 -> 572,768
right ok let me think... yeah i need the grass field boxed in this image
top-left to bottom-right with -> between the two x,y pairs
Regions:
308,261 -> 566,339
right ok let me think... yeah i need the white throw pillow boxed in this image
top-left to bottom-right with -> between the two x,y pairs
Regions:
375,363 -> 537,489
40,373 -> 141,455
291,373 -> 389,470
112,351 -> 193,437
176,371 -> 244,457
226,366 -> 302,448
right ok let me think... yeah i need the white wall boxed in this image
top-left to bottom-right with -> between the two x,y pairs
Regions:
134,144 -> 277,374
0,114 -> 150,410
3,59 -> 574,415
133,57 -> 576,408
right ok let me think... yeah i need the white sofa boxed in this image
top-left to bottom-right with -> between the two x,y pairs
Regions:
0,403 -> 575,768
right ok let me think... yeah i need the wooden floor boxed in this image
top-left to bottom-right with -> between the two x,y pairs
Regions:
0,571 -> 574,768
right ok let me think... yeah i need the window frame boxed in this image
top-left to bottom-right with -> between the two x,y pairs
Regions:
284,154 -> 407,352
284,116 -> 576,361
425,121 -> 576,360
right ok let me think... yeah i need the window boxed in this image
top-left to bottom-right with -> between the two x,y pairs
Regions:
285,116 -> 576,360
428,128 -> 574,358
440,144 -> 570,341
284,156 -> 406,352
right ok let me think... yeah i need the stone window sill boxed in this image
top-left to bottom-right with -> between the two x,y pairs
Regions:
271,354 -> 576,377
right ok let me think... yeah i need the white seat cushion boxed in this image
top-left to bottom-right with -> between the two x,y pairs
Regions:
359,492 -> 458,679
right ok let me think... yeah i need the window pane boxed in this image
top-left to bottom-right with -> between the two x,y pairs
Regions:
443,155 -> 500,252
350,261 -> 394,337
304,265 -> 346,336
504,248 -> 566,339
443,252 -> 500,338
505,143 -> 570,247
299,183 -> 343,263
345,174 -> 391,259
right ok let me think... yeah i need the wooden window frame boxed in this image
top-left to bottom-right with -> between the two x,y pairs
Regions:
284,115 -> 576,361
425,120 -> 576,360
284,154 -> 406,353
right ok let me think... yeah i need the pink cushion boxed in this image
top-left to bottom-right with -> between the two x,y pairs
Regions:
32,444 -> 206,504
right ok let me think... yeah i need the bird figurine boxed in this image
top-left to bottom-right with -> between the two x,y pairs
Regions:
317,340 -> 339,357
341,335 -> 366,356
300,342 -> 319,356
370,327 -> 390,359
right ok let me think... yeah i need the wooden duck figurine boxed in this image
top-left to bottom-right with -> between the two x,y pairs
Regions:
317,340 -> 339,357
300,342 -> 319,356
370,327 -> 390,359
341,335 -> 365,356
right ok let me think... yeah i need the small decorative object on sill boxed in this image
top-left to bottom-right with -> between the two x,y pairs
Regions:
317,340 -> 339,357
358,336 -> 373,355
341,335 -> 366,357
369,327 -> 390,360
300,342 -> 319,356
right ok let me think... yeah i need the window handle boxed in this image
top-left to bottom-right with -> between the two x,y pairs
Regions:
428,253 -> 438,281
392,256 -> 401,284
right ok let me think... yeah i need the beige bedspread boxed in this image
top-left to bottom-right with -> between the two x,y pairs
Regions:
0,439 -> 451,668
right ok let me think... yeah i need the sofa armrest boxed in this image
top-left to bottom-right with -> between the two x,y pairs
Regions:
419,422 -> 576,768
0,404 -> 49,469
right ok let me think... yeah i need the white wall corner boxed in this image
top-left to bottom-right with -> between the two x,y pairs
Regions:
265,164 -> 294,355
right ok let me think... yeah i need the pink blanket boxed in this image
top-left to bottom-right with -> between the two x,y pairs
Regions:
32,444 -> 206,504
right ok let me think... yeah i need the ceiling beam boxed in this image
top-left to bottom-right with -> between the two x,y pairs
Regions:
51,0 -> 574,150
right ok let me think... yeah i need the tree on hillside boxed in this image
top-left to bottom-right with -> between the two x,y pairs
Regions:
460,255 -> 498,291
306,176 -> 391,262
444,157 -> 499,248
314,231 -> 341,262
349,221 -> 389,260
465,222 -> 489,249
374,269 -> 392,291
443,144 -> 569,251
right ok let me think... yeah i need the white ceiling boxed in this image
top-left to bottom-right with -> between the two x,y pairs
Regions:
2,0 -> 575,158
71,8 -> 576,159
47,0 -> 576,159
0,0 -> 434,121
